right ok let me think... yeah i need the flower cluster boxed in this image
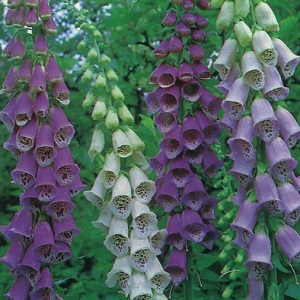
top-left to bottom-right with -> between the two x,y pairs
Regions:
147,0 -> 223,287
0,1 -> 84,298
71,8 -> 171,299
213,0 -> 300,298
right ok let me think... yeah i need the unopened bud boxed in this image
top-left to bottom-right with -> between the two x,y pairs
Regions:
105,107 -> 119,130
82,91 -> 96,109
110,84 -> 124,101
82,68 -> 93,81
106,68 -> 118,81
216,1 -> 234,32
117,102 -> 134,124
100,54 -> 111,64
255,1 -> 279,32
234,0 -> 250,18
92,101 -> 107,120
87,48 -> 98,61
234,20 -> 252,48
222,283 -> 234,298
95,73 -> 107,88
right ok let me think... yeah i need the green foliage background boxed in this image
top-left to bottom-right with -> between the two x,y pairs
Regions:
0,0 -> 299,299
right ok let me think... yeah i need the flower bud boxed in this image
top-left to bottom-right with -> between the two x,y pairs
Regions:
88,127 -> 105,159
106,68 -> 118,81
82,91 -> 97,109
216,1 -> 234,32
234,20 -> 252,48
124,127 -> 145,151
82,68 -> 93,81
105,107 -> 119,130
117,102 -> 134,124
92,101 -> 107,120
100,54 -> 111,64
95,72 -> 107,88
255,1 -> 279,32
234,0 -> 250,18
110,84 -> 124,101
211,0 -> 225,9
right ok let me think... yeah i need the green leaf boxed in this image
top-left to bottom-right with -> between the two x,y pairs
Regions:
285,284 -> 300,300
198,270 -> 227,282
195,254 -> 219,270
272,255 -> 290,274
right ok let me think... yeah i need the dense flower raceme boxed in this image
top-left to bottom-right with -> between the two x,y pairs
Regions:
0,1 -> 84,298
147,0 -> 223,287
213,0 -> 300,298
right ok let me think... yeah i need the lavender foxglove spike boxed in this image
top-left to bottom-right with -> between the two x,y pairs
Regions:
15,90 -> 33,126
194,14 -> 208,28
16,117 -> 38,152
181,79 -> 202,102
222,77 -> 249,121
215,62 -> 240,95
251,97 -> 279,143
182,12 -> 196,26
200,222 -> 220,250
30,63 -> 47,93
149,64 -> 168,85
17,58 -> 31,83
25,7 -> 38,27
162,11 -> 177,27
155,109 -> 178,133
199,88 -> 222,120
157,65 -> 177,88
188,43 -> 204,60
165,249 -> 187,286
272,38 -> 300,79
181,175 -> 209,211
291,171 -> 300,192
181,115 -> 204,150
254,173 -> 283,216
154,40 -> 170,59
193,60 -> 210,79
46,55 -> 64,83
191,29 -> 206,42
165,213 -> 186,251
158,85 -> 181,112
202,145 -> 224,178
2,65 -> 17,93
155,179 -> 180,212
5,275 -> 31,300
183,143 -> 205,165
266,137 -> 297,182
229,158 -> 255,188
51,81 -> 70,105
34,33 -> 48,56
169,35 -> 184,53
30,267 -> 55,299
200,198 -> 218,220
178,62 -> 194,82
244,231 -> 273,280
145,89 -> 163,114
149,150 -> 169,177
247,275 -> 264,300
263,66 -> 289,101
278,183 -> 300,226
0,96 -> 17,133
176,21 -> 191,36
33,91 -> 50,118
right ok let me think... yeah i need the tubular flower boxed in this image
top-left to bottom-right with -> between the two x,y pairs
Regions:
0,1 -> 83,298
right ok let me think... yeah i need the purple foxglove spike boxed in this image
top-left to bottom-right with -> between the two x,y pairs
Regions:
278,183 -> 300,226
200,222 -> 220,250
53,242 -> 72,263
145,88 -> 163,114
177,62 -> 194,82
29,63 -> 47,93
191,29 -> 206,42
10,207 -> 33,239
45,187 -> 75,221
25,7 -> 38,26
263,66 -> 289,101
247,276 -> 264,300
5,275 -> 31,300
213,38 -> 238,81
11,151 -> 37,189
33,220 -> 58,263
149,150 -> 169,177
159,125 -> 183,159
10,37 -> 25,60
0,96 -> 17,133
200,198 -> 218,220
3,134 -> 22,158
266,137 -> 297,182
176,21 -> 191,37
69,174 -> 85,198
182,12 -> 196,27
18,243 -> 41,286
42,17 -> 58,34
17,58 -> 32,83
244,231 -> 273,280
34,166 -> 58,202
181,208 -> 207,243
46,55 -> 64,83
2,65 -> 17,92
166,156 -> 193,188
16,117 -> 38,152
25,0 -> 39,8
181,115 -> 204,150
34,91 -> 50,118
254,173 -> 283,215
272,38 -> 300,79
158,85 -> 181,112
157,65 -> 177,88
276,106 -> 300,148
30,267 -> 55,299
242,51 -> 265,90
189,43 -> 204,60
169,35 -> 183,54
155,179 -> 180,212
181,78 -> 202,102
165,249 -> 187,286
182,175 -> 208,211
165,213 -> 186,251
149,64 -> 168,85
229,158 -> 255,188
162,11 -> 177,27
219,112 -> 238,137
154,40 -> 170,59
195,14 -> 208,28
52,214 -> 80,245
50,106 -> 75,148
20,187 -> 44,215
155,109 -> 178,133
228,116 -> 256,161
222,77 -> 249,121
202,145 -> 224,178
11,6 -> 26,28
192,60 -> 210,79
34,33 -> 48,56
34,122 -> 57,167
195,111 -> 221,144
252,30 -> 278,67
51,81 -> 70,105
183,143 -> 205,165
275,225 -> 300,263
251,98 -> 279,143
215,62 -> 240,95
38,0 -> 52,20
182,0 -> 194,11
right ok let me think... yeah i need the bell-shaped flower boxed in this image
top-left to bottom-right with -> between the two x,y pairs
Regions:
155,109 -> 178,133
255,1 -> 279,32
177,62 -> 194,82
263,66 -> 289,101
194,60 -> 210,79
15,90 -> 33,126
272,38 -> 300,79
229,158 -> 255,188
183,143 -> 205,165
157,65 -> 177,88
251,97 -> 279,143
16,117 -> 38,152
181,175 -> 209,211
234,20 -> 252,48
181,79 -> 202,102
145,89 -> 163,114
4,133 -> 22,159
181,116 -> 204,150
164,249 -> 187,286
200,198 -> 218,220
53,242 -> 72,263
196,111 -> 221,144
0,96 -> 17,133
38,0 -> 52,20
34,91 -> 50,118
213,38 -> 238,80
92,203 -> 112,233
130,272 -> 153,300
131,151 -> 151,175
254,173 -> 283,215
176,21 -> 191,36
29,63 -> 47,93
165,213 -> 186,251
188,43 -> 204,60
10,37 -> 25,59
2,65 -> 17,93
200,222 -> 220,250
112,129 -> 133,158
202,145 -> 224,178
104,216 -> 129,257
34,166 -> 57,202
169,35 -> 184,53
266,137 -> 297,182
42,16 -> 58,34
216,0 -> 234,32
242,51 -> 265,90
51,81 -> 70,105
222,77 -> 249,121
275,225 -> 300,263
162,11 -> 177,27
20,188 -> 44,215
106,255 -> 132,296
25,7 -> 38,27
158,85 -> 181,112
4,275 -> 31,300
34,33 -> 48,56
17,58 -> 31,83
278,183 -> 300,226
149,150 -> 169,177
290,172 -> 300,191
154,40 -> 170,59
99,151 -> 120,188
45,55 -> 64,83
88,127 -> 105,159
11,151 -> 37,189
129,166 -> 156,203
244,231 -> 273,280
199,88 -> 222,120
124,127 -> 145,151
149,228 -> 167,255
219,111 -> 238,137
155,179 -> 180,212
159,125 -> 183,159
54,147 -> 80,186
252,30 -> 278,66
247,275 -> 264,300
149,64 -> 168,85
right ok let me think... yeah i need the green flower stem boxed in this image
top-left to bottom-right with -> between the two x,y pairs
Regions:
249,0 -> 257,27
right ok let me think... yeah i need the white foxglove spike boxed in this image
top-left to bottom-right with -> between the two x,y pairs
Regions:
130,272 -> 153,300
99,151 -> 121,188
92,202 -> 112,232
88,127 -> 105,159
124,127 -> 145,151
129,166 -> 156,203
149,229 -> 168,254
131,151 -> 151,175
112,129 -> 133,158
